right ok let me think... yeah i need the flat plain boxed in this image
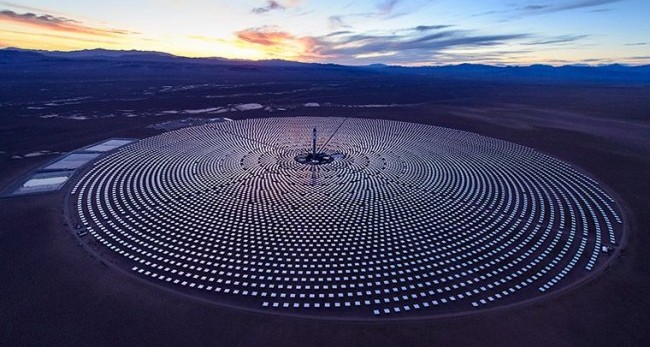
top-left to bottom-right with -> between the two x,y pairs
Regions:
1,58 -> 649,346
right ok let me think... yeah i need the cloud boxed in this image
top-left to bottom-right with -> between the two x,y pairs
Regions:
234,24 -> 537,64
413,25 -> 452,32
237,28 -> 293,45
235,26 -> 322,59
427,49 -> 537,66
523,5 -> 548,11
328,15 -> 350,29
327,0 -> 432,30
323,30 -> 353,37
1,28 -> 120,45
376,0 -> 401,15
520,0 -> 622,14
0,10 -> 136,36
555,0 -> 621,11
1,1 -> 60,15
317,29 -> 529,59
477,0 -> 622,20
625,56 -> 650,61
251,0 -> 304,14
0,10 -> 80,25
252,1 -> 285,14
523,34 -> 588,45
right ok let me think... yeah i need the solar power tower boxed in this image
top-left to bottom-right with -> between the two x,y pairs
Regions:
312,128 -> 317,158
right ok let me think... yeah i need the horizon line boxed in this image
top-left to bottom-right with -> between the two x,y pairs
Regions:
3,45 -> 649,69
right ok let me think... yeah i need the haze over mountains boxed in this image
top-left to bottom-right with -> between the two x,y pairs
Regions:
2,47 -> 649,84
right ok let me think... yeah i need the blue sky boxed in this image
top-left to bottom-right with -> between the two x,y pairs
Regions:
0,0 -> 648,65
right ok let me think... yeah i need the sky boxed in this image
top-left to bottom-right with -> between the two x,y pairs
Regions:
0,0 -> 648,66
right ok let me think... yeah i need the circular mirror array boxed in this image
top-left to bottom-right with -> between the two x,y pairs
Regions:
69,117 -> 624,318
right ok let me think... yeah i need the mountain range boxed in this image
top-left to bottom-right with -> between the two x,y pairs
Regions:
2,47 -> 649,84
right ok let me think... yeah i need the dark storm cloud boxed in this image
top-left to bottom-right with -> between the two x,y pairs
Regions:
252,1 -> 286,14
0,10 -> 136,36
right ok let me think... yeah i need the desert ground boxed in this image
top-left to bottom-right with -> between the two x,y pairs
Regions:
1,73 -> 649,346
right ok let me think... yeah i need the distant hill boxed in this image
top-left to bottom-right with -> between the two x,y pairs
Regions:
0,47 -> 311,66
1,47 -> 649,84
366,62 -> 650,83
3,47 -> 176,59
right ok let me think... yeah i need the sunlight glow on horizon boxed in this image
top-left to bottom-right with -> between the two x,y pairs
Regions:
1,0 -> 649,66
